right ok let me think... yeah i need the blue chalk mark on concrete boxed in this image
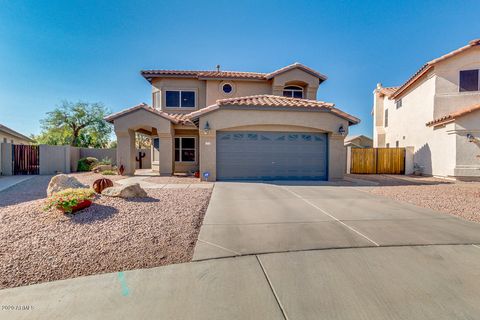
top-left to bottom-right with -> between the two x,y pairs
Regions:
117,272 -> 130,297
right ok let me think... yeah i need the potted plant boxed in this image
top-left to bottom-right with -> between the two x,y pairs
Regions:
44,188 -> 96,214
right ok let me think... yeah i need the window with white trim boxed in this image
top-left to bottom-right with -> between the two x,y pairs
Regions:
282,85 -> 303,98
175,137 -> 196,162
384,109 -> 389,127
165,90 -> 196,108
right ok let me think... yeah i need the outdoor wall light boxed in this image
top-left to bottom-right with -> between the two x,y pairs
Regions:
203,121 -> 211,135
466,133 -> 475,143
338,125 -> 346,136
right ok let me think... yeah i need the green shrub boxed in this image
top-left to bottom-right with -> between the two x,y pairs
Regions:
44,188 -> 96,213
77,157 -> 98,172
101,170 -> 116,175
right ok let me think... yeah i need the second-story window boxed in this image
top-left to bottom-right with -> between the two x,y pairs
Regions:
460,69 -> 479,92
396,99 -> 402,109
283,86 -> 303,98
166,90 -> 196,108
384,109 -> 389,127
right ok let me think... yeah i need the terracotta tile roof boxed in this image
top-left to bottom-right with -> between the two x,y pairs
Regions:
426,103 -> 480,127
390,39 -> 480,99
141,70 -> 266,80
141,63 -> 327,82
168,113 -> 195,126
188,95 -> 360,125
104,103 -> 181,124
377,86 -> 400,97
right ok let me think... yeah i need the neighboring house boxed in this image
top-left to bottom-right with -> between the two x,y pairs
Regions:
373,39 -> 480,179
0,124 -> 34,176
106,63 -> 360,181
344,135 -> 373,148
0,124 -> 34,145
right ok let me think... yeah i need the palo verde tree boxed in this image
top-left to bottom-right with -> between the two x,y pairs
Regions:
35,101 -> 112,147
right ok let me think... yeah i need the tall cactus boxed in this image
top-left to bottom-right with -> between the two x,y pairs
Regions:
136,151 -> 146,169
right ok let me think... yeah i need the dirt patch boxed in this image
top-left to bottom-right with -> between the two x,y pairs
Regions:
0,174 -> 212,289
351,175 -> 480,223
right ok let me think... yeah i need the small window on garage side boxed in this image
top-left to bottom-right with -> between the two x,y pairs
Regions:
283,86 -> 303,98
395,141 -> 399,147
459,69 -> 479,92
175,137 -> 196,162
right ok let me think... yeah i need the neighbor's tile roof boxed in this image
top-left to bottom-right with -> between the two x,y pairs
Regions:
377,86 -> 400,97
0,124 -> 34,142
426,103 -> 480,127
389,39 -> 480,99
141,63 -> 327,82
189,95 -> 360,125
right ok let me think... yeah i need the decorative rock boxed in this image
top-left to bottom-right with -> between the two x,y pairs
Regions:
101,183 -> 147,198
47,174 -> 87,197
91,164 -> 112,173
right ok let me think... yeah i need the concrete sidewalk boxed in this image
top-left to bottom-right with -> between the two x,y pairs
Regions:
2,245 -> 480,319
0,175 -> 33,192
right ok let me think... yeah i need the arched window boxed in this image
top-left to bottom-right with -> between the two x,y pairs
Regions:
283,85 -> 303,98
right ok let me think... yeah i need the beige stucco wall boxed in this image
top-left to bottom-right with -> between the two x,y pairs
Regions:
113,108 -> 173,175
372,47 -> 480,177
150,67 -> 322,111
205,80 -> 271,106
39,145 -> 71,175
198,108 -> 348,181
271,69 -> 319,99
434,46 -> 480,118
151,78 -> 207,113
373,75 -> 451,175
453,110 -> 480,178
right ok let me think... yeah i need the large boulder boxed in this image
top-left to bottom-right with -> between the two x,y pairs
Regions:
47,174 -> 87,197
101,183 -> 147,198
91,164 -> 112,173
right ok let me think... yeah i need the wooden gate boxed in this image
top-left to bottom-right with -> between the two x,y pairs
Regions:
12,145 -> 39,175
350,147 -> 405,174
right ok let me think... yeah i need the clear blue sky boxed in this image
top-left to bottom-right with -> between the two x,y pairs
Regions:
1,0 -> 479,138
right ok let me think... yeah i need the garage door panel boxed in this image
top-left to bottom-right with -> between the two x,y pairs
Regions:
217,131 -> 328,180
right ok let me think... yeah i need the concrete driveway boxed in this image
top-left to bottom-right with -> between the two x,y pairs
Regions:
193,182 -> 480,260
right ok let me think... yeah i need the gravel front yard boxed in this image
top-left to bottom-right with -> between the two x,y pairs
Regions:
0,173 -> 212,289
350,174 -> 480,223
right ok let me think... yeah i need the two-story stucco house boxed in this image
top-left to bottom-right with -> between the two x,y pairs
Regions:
105,63 -> 359,181
373,39 -> 480,179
